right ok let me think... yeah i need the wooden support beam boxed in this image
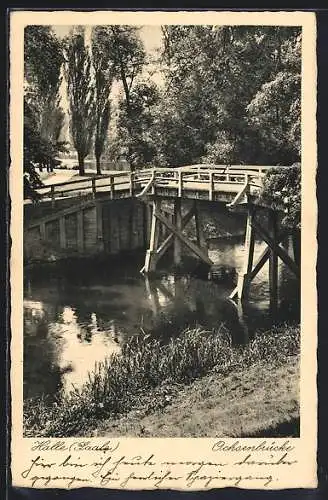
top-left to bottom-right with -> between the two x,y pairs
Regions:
194,202 -> 207,253
96,203 -> 103,250
178,170 -> 183,197
144,200 -> 161,273
247,229 -> 290,282
154,208 -> 213,266
173,198 -> 182,265
59,216 -> 66,249
227,179 -> 249,209
251,218 -> 299,278
140,203 -> 196,274
268,210 -> 278,313
237,206 -> 255,301
77,210 -> 84,252
155,203 -> 196,262
229,225 -> 290,300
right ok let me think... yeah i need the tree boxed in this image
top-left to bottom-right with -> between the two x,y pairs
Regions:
155,26 -> 301,167
115,81 -> 160,168
91,27 -> 116,174
247,31 -> 301,164
24,26 -> 64,199
109,26 -> 146,170
64,29 -> 96,175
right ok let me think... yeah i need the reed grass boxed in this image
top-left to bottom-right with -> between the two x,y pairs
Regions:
24,323 -> 300,437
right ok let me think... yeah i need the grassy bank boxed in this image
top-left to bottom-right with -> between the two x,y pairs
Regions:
24,323 -> 300,438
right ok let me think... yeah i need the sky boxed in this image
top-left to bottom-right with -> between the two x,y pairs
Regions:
52,25 -> 162,54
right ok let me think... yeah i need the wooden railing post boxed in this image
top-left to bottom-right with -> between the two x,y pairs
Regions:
129,172 -> 134,197
178,170 -> 183,197
51,185 -> 55,207
91,177 -> 96,199
110,175 -> 114,199
209,171 -> 214,201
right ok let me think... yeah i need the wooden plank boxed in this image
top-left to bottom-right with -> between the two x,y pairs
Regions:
59,216 -> 66,249
26,198 -> 98,229
154,209 -> 213,266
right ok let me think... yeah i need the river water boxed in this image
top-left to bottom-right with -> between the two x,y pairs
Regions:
24,236 -> 299,401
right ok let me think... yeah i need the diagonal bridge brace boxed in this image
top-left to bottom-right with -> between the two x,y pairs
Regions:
142,200 -> 213,274
230,208 -> 299,301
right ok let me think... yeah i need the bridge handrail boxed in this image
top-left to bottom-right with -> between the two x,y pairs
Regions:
34,165 -> 274,204
37,171 -> 129,192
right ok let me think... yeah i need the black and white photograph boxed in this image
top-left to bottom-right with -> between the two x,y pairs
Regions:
9,9 -> 318,491
21,20 -> 304,440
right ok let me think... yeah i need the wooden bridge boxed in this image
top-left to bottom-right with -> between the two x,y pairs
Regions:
25,164 -> 300,308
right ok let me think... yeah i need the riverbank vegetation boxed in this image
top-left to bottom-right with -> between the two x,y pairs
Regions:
24,323 -> 300,438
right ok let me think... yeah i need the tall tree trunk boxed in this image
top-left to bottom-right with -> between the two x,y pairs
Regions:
78,152 -> 85,176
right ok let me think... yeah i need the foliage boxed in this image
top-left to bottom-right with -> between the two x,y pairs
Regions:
24,26 -> 65,199
24,323 -> 299,437
108,26 -> 146,169
155,26 -> 301,167
64,29 -> 96,175
259,164 -> 301,229
115,81 -> 160,168
91,27 -> 116,173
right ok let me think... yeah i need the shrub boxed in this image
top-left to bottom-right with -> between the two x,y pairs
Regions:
259,164 -> 301,230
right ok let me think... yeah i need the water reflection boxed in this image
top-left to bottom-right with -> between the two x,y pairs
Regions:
24,237 -> 299,401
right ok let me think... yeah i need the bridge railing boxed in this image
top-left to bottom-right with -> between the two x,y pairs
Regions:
33,165 -> 272,204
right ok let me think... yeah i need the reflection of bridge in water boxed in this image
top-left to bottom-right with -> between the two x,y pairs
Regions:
144,274 -> 251,345
25,164 -> 300,310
